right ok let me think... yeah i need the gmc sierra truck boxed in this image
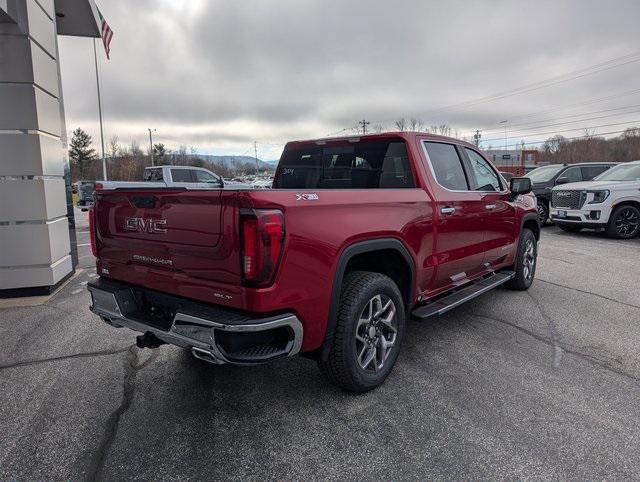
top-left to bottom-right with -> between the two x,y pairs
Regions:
87,132 -> 539,392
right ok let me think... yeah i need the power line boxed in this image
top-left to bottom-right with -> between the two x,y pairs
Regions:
472,107 -> 640,141
381,51 -> 640,122
485,128 -> 635,150
333,50 -> 640,133
487,87 -> 640,127
481,119 -> 640,145
464,103 -> 640,137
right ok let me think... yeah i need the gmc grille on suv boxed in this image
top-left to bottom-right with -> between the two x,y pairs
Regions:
551,190 -> 586,209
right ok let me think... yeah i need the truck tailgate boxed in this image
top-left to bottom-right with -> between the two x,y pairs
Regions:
94,189 -> 243,298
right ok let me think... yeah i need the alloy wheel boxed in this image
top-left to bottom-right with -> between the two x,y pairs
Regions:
523,239 -> 536,281
537,204 -> 548,224
355,294 -> 397,372
614,208 -> 639,237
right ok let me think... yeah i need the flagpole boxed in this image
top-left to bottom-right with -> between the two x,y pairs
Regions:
93,38 -> 107,181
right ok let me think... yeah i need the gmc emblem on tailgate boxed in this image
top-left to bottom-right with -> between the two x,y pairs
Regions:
124,217 -> 167,233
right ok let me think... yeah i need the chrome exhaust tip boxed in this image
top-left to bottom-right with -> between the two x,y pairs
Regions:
191,347 -> 224,364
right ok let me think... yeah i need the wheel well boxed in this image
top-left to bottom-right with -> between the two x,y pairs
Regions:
344,249 -> 413,308
612,200 -> 640,212
537,196 -> 549,207
523,218 -> 540,240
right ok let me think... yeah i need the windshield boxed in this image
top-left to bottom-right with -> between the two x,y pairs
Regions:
525,165 -> 565,182
593,163 -> 640,182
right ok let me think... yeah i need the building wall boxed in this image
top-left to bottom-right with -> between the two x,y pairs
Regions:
0,0 -> 76,292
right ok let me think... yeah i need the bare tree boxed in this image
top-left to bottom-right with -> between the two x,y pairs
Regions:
129,140 -> 143,157
108,135 -> 120,158
408,118 -> 425,131
437,124 -> 451,136
394,118 -> 408,131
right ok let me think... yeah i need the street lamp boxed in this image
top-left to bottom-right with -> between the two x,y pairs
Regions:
147,128 -> 156,166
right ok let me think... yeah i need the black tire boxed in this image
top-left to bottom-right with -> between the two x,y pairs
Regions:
537,200 -> 549,226
606,205 -> 640,239
557,223 -> 582,233
318,271 -> 405,393
505,228 -> 537,291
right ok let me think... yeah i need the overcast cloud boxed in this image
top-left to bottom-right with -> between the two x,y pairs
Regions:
58,0 -> 640,159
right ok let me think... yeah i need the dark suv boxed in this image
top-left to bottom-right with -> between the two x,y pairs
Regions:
525,162 -> 616,224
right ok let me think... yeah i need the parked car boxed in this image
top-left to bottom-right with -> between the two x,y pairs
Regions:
525,162 -> 616,224
76,166 -> 251,211
76,180 -> 97,211
500,171 -> 514,182
550,160 -> 640,238
87,132 -> 539,392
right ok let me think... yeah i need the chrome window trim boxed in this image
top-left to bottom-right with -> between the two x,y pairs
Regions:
420,140 -> 508,194
462,146 -> 509,194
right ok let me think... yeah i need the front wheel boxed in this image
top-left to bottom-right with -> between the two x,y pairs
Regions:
506,228 -> 537,291
537,201 -> 549,226
318,271 -> 405,393
606,205 -> 640,239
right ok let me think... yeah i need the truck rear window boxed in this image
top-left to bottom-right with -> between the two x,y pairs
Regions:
273,139 -> 415,189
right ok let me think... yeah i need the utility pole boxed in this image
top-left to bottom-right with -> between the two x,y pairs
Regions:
253,141 -> 259,172
147,128 -> 156,166
358,119 -> 370,135
500,120 -> 508,151
473,129 -> 481,147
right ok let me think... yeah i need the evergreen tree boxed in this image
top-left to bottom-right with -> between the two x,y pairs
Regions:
69,128 -> 96,180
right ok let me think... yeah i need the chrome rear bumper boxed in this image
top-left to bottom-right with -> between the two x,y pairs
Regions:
87,279 -> 303,365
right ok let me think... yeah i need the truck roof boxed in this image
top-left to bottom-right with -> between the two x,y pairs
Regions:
284,131 -> 480,150
144,165 -> 209,170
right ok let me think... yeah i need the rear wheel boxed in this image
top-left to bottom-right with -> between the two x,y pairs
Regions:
506,228 -> 537,291
606,205 -> 640,239
558,224 -> 582,233
318,271 -> 405,393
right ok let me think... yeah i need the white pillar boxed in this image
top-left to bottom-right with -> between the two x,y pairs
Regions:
0,0 -> 75,295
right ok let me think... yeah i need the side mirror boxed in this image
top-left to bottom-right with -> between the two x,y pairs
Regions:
510,177 -> 532,197
555,176 -> 569,185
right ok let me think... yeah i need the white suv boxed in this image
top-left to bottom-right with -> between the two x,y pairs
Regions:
549,160 -> 640,239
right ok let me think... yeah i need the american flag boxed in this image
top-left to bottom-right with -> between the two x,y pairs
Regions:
98,8 -> 113,59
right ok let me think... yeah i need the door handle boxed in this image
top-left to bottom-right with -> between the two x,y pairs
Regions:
440,207 -> 456,215
485,204 -> 497,210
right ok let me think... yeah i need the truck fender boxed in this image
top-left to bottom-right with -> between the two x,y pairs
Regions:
320,238 -> 415,360
520,212 -> 541,240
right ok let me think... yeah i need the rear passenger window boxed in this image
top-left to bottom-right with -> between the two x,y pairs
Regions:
273,140 -> 414,189
423,142 -> 468,191
171,169 -> 194,182
561,166 -> 582,183
465,148 -> 502,192
144,168 -> 163,181
581,165 -> 607,180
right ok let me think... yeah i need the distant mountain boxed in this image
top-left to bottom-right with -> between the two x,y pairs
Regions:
197,155 -> 274,170
197,154 -> 274,169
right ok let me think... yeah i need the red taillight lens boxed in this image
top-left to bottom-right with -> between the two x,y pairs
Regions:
241,209 -> 285,287
94,182 -> 103,190
88,205 -> 98,257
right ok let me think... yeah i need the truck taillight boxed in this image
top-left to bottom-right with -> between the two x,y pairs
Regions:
88,205 -> 98,257
94,182 -> 103,190
241,210 -> 285,287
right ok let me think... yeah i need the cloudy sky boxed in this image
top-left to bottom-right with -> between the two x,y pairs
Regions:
59,0 -> 640,160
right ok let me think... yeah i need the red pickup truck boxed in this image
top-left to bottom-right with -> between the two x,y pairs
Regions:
88,132 -> 539,392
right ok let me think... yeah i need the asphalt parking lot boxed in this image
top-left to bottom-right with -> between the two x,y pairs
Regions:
1,209 -> 639,480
